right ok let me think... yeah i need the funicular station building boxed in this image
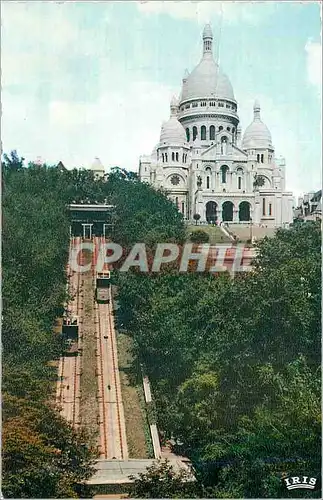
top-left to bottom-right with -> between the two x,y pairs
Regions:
69,203 -> 115,239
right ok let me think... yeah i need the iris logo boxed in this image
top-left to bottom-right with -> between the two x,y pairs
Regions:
284,476 -> 317,490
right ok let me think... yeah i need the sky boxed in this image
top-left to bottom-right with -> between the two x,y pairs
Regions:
1,1 -> 322,196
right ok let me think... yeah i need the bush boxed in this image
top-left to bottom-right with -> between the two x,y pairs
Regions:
190,230 -> 210,243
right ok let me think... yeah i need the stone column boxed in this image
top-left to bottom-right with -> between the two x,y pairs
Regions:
196,189 -> 205,222
275,193 -> 282,226
254,194 -> 261,224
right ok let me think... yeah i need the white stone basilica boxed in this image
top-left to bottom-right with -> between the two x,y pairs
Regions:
139,25 -> 294,226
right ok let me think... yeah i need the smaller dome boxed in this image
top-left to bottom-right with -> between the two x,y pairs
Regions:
90,157 -> 105,172
242,101 -> 273,150
159,98 -> 187,145
160,117 -> 187,145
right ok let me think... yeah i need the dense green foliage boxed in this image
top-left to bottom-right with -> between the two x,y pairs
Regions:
189,229 -> 210,243
116,221 -> 321,498
2,154 -> 96,498
129,460 -> 197,498
2,153 -> 185,497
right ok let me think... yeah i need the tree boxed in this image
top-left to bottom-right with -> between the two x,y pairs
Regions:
2,395 -> 96,498
129,459 -> 197,498
2,156 -> 97,497
115,220 -> 321,498
2,149 -> 25,172
193,213 -> 201,225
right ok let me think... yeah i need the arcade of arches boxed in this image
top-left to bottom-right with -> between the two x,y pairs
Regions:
206,200 -> 251,223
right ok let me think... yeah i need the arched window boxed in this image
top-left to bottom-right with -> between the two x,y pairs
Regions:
162,153 -> 164,163
221,165 -> 229,183
193,126 -> 198,141
206,176 -> 210,189
238,176 -> 242,189
181,201 -> 185,214
219,126 -> 223,131
201,126 -> 206,140
210,125 -> 215,140
227,127 -> 231,132
261,154 -> 264,163
176,152 -> 179,162
269,203 -> 272,216
165,153 -> 168,162
172,152 -> 175,161
175,197 -> 179,208
186,128 -> 190,142
257,154 -> 260,162
221,137 -> 228,155
262,198 -> 266,216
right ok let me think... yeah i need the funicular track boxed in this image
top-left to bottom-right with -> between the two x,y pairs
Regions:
56,236 -> 84,427
56,236 -> 127,458
93,236 -> 128,460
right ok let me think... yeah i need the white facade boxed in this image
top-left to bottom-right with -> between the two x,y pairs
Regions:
139,25 -> 294,227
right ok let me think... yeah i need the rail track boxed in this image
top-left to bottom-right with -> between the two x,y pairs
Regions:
56,236 -> 128,458
56,236 -> 83,427
94,236 -> 128,460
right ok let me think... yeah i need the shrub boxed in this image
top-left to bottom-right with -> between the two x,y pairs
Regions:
190,230 -> 210,243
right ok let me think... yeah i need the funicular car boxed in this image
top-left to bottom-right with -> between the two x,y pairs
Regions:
95,271 -> 111,303
61,314 -> 79,356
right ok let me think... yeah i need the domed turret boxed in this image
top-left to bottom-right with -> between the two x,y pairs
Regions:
180,24 -> 235,102
159,97 -> 187,145
242,101 -> 273,150
90,157 -> 105,178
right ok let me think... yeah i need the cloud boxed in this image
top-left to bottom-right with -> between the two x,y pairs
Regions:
305,39 -> 322,97
2,78 -> 178,170
135,1 -> 272,25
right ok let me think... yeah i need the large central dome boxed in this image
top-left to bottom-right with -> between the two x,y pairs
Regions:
180,24 -> 235,103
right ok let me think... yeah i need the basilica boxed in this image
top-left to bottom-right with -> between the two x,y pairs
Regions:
139,25 -> 294,226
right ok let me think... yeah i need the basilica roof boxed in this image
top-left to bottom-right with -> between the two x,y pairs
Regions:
180,24 -> 235,103
242,101 -> 273,150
